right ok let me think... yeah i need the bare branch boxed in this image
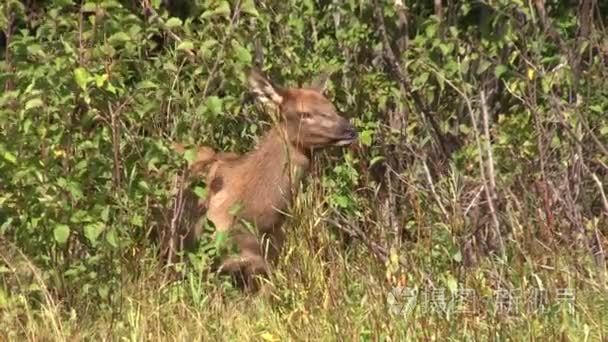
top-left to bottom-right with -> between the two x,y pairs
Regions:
586,167 -> 608,216
422,61 -> 505,255
476,91 -> 504,255
434,0 -> 443,21
201,0 -> 242,98
533,0 -> 547,28
394,0 -> 409,51
373,0 -> 450,159
163,172 -> 187,279
480,91 -> 497,193
3,3 -> 14,91
325,211 -> 401,267
422,159 -> 449,220
549,96 -> 608,160
107,98 -> 131,190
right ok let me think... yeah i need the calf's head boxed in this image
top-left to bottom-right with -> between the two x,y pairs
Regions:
247,69 -> 358,149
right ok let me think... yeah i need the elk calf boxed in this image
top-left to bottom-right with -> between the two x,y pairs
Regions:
172,68 -> 358,289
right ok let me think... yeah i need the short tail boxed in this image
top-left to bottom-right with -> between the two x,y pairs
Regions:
172,143 -> 217,176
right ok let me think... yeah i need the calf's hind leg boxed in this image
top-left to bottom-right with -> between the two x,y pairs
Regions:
217,252 -> 269,291
213,228 -> 269,291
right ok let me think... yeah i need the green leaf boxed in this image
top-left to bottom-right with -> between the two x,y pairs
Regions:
200,39 -> 219,58
66,181 -> 83,200
184,148 -> 198,164
360,130 -> 373,147
241,0 -> 259,17
200,39 -> 218,50
438,43 -> 453,55
477,59 -> 491,75
452,251 -> 462,262
3,152 -> 17,165
165,17 -> 182,28
205,96 -> 223,115
106,229 -> 118,248
101,206 -> 110,222
84,223 -> 104,244
332,194 -> 350,208
231,40 -> 252,64
459,124 -> 471,134
425,22 -> 438,38
53,224 -> 70,244
413,72 -> 429,89
214,230 -> 229,251
70,210 -> 93,223
201,1 -> 230,19
74,67 -> 91,90
94,74 -> 108,88
369,156 -> 385,168
446,275 -> 458,294
136,80 -> 158,89
589,104 -> 603,114
494,65 -> 508,79
25,98 -> 43,110
193,186 -> 208,199
27,44 -> 45,57
551,135 -> 562,148
106,82 -> 118,94
99,0 -> 121,9
176,40 -> 194,51
130,214 -> 143,227
108,32 -> 131,44
138,180 -> 151,192
82,2 -> 98,12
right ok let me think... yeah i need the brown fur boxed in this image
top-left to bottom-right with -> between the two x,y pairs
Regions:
171,68 -> 358,290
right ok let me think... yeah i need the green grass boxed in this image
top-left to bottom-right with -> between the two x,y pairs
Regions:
1,186 -> 607,341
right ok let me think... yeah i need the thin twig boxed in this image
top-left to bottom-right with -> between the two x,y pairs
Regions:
480,91 -> 497,193
163,172 -> 187,281
325,211 -> 402,267
200,0 -> 242,98
191,0 -> 242,134
425,62 -> 505,256
464,186 -> 484,216
108,103 -> 121,189
587,168 -> 608,216
577,110 -> 608,158
140,0 -> 195,59
433,0 -> 443,21
479,90 -> 504,255
107,98 -> 131,190
548,96 -> 608,173
422,159 -> 449,219
394,0 -> 408,51
78,6 -> 84,65
581,161 -> 608,276
373,0 -> 449,159
4,3 -> 14,91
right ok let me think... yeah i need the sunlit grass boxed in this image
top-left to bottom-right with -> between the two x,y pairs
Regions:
1,185 -> 607,341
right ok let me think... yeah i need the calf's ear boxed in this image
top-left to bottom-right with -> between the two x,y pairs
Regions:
247,68 -> 285,105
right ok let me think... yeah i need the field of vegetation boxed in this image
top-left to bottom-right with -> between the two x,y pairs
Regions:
1,0 -> 607,340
